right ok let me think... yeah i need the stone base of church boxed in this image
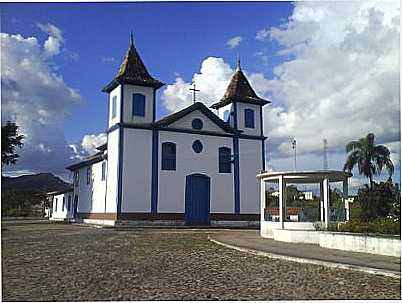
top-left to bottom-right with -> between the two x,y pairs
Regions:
75,212 -> 259,228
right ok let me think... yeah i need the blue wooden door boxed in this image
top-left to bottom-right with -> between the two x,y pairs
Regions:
185,174 -> 210,225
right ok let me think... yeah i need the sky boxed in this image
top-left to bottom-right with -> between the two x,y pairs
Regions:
1,1 -> 400,191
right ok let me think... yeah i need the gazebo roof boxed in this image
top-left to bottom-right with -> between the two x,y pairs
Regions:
257,170 -> 352,184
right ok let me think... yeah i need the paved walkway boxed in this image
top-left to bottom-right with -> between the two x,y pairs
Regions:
210,230 -> 401,277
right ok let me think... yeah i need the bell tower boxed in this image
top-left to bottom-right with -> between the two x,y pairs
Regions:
102,33 -> 164,127
101,34 -> 164,220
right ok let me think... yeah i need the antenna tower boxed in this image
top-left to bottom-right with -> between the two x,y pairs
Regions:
323,138 -> 328,170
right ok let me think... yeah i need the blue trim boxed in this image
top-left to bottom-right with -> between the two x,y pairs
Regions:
232,102 -> 240,214
233,102 -> 238,130
106,123 -> 266,140
262,139 -> 266,171
151,129 -> 159,213
116,85 -> 124,218
233,135 -> 240,214
152,89 -> 156,122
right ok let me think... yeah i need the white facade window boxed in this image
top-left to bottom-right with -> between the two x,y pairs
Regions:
54,198 -> 58,211
62,197 -> 65,211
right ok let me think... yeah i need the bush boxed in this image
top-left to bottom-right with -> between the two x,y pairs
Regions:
356,181 -> 400,222
338,218 -> 400,235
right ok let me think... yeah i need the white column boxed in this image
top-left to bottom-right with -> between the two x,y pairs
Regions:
323,178 -> 330,228
343,178 -> 349,221
260,179 -> 266,222
279,175 -> 285,230
319,181 -> 324,222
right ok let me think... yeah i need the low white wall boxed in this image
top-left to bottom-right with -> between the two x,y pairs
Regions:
319,232 -> 401,258
273,229 -> 320,244
261,221 -> 315,238
262,226 -> 401,257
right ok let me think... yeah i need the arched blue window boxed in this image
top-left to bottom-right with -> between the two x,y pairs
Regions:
223,110 -> 230,122
192,118 -> 203,130
132,93 -> 146,116
162,142 -> 176,170
192,140 -> 203,153
219,147 -> 232,173
244,109 -> 255,128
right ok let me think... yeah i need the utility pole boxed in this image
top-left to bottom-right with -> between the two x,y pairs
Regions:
323,138 -> 328,170
291,138 -> 297,171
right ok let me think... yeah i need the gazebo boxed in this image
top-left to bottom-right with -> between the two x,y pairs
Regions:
256,170 -> 352,238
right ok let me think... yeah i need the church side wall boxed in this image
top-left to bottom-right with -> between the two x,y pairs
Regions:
108,85 -> 121,128
120,128 -> 152,212
239,139 -> 262,213
75,160 -> 106,213
51,192 -> 73,220
105,129 -> 119,213
158,131 -> 234,213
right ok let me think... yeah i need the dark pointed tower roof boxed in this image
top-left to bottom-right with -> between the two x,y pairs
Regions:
210,60 -> 270,109
102,36 -> 164,93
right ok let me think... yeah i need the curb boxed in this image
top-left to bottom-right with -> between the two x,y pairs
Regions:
208,237 -> 401,279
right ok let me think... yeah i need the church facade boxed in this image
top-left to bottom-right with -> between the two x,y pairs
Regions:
66,38 -> 270,226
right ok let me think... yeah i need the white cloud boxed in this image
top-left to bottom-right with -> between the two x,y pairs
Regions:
259,1 -> 400,173
226,36 -> 243,49
1,31 -> 81,177
256,29 -> 270,41
37,23 -> 64,56
163,1 -> 399,186
80,133 -> 107,155
162,57 -> 272,113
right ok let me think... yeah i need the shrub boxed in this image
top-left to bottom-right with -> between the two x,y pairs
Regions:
338,218 -> 400,235
356,181 -> 400,222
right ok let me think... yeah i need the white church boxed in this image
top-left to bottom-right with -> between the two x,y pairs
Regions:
62,37 -> 270,226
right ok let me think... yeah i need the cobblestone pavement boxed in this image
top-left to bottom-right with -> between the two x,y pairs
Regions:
2,223 -> 401,301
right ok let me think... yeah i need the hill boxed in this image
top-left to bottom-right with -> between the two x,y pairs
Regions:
2,173 -> 72,193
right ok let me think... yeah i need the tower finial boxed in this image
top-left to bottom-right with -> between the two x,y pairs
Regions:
236,53 -> 241,71
130,31 -> 134,46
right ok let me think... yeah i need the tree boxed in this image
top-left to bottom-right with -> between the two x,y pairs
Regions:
1,121 -> 24,166
343,133 -> 394,189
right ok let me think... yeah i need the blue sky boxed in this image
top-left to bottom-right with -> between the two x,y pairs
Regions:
1,1 -> 292,143
1,1 -> 400,189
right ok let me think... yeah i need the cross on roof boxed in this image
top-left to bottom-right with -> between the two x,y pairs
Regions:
189,83 -> 200,104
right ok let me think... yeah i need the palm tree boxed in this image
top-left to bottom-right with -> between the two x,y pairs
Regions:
344,133 -> 394,190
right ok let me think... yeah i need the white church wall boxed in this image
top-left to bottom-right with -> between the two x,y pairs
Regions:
121,128 -> 153,212
105,129 -> 119,213
51,192 -> 73,220
237,103 -> 261,136
239,139 -> 262,213
169,110 -> 223,133
108,85 -> 121,128
76,160 -> 107,214
123,85 -> 154,124
158,131 -> 234,213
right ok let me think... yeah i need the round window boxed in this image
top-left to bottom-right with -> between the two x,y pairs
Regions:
191,118 -> 203,130
192,140 -> 203,153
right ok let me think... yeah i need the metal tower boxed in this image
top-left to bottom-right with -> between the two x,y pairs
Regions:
323,138 -> 328,170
